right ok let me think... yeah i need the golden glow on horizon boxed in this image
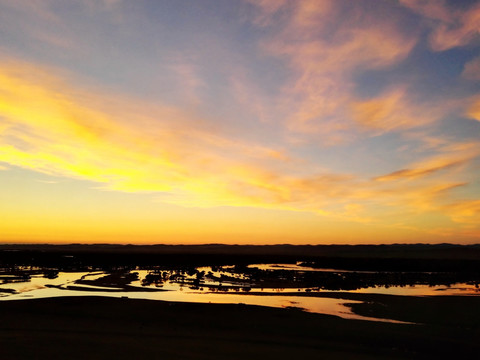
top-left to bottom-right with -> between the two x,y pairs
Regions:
0,59 -> 478,243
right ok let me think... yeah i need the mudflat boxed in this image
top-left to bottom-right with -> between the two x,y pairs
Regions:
1,296 -> 479,359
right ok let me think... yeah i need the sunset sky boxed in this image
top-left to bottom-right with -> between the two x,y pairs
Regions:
0,0 -> 479,244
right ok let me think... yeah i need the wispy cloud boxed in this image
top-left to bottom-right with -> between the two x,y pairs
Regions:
462,56 -> 480,81
0,67 -> 313,215
351,88 -> 443,133
467,97 -> 480,122
168,60 -> 206,105
374,152 -> 477,182
36,180 -> 59,184
245,0 -> 477,150
400,0 -> 480,51
1,1 -> 479,242
0,58 -> 299,208
247,0 -> 429,144
1,56 -> 478,234
444,200 -> 480,226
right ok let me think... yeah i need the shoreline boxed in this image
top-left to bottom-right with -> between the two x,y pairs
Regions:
3,278 -> 480,325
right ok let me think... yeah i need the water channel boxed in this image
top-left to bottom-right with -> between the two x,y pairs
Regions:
1,264 -> 478,323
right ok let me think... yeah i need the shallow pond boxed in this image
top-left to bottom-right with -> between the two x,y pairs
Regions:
1,267 -> 478,324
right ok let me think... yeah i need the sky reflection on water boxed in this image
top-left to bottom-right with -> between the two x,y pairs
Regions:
1,268 -> 478,323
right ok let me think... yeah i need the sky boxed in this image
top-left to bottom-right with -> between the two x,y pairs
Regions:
0,0 -> 479,245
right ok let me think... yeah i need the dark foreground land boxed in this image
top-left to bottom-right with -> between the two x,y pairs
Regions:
1,243 -> 480,359
1,296 -> 479,360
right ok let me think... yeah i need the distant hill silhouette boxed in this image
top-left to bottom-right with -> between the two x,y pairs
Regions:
1,243 -> 480,271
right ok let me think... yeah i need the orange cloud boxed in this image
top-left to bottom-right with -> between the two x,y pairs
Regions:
400,0 -> 480,51
0,60 -> 374,222
467,97 -> 480,122
0,59 -> 292,203
1,57 -> 478,238
244,0 -> 476,152
375,164 -> 462,182
168,61 -> 206,105
365,140 -> 480,227
444,200 -> 480,225
351,89 -> 441,133
462,57 -> 480,81
227,67 -> 274,126
0,59 -> 370,220
399,0 -> 451,22
430,4 -> 480,51
246,0 -> 288,25
249,0 -> 418,142
374,153 -> 477,182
